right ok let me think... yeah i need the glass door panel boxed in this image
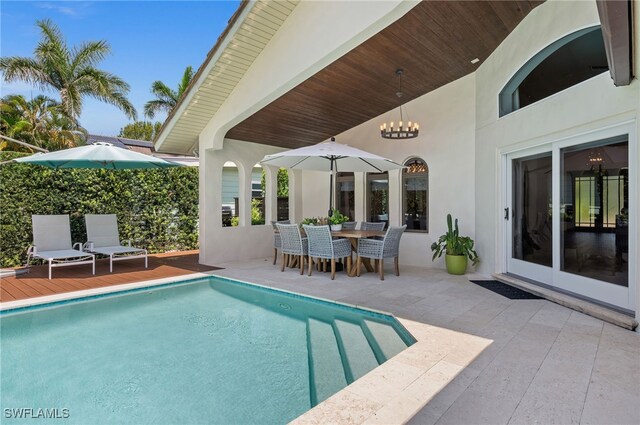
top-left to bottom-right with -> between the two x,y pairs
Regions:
367,172 -> 388,228
560,138 -> 629,287
512,153 -> 553,267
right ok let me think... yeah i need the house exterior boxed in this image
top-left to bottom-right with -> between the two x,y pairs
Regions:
154,1 -> 639,322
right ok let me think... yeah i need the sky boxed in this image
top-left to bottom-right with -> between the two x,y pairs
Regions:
1,0 -> 240,136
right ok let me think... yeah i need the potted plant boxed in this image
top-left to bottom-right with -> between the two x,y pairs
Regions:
328,208 -> 349,231
431,214 -> 479,275
301,217 -> 320,226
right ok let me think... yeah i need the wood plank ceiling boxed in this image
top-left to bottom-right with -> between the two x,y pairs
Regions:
227,0 -> 543,149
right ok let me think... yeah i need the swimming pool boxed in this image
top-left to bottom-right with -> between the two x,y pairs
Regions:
1,276 -> 414,424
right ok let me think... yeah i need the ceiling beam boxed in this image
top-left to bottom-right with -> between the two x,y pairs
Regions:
596,0 -> 633,86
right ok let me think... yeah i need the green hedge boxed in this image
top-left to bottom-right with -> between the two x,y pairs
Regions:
0,151 -> 199,268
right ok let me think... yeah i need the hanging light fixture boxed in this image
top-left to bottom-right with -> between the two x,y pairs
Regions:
380,69 -> 419,140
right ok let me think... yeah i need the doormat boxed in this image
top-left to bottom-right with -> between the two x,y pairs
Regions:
470,280 -> 542,300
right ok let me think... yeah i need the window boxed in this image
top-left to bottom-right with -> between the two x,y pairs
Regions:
499,26 -> 608,117
403,158 -> 428,232
560,137 -> 629,286
367,172 -> 388,228
335,172 -> 354,221
221,162 -> 239,226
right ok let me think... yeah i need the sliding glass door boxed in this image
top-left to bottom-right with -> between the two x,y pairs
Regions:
505,128 -> 634,311
507,149 -> 553,284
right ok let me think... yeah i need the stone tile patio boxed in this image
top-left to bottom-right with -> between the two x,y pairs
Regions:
211,258 -> 640,425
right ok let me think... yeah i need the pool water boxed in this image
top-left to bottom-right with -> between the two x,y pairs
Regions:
1,277 -> 414,424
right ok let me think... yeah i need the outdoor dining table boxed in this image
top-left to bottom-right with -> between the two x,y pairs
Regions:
330,229 -> 385,277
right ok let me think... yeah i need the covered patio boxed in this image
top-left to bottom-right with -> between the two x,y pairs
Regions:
154,0 -> 639,324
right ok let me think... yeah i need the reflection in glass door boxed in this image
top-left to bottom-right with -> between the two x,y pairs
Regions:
506,127 -> 634,311
560,138 -> 629,287
512,153 -> 553,267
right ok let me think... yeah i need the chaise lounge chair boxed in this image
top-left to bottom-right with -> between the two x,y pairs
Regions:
84,214 -> 147,272
27,214 -> 96,279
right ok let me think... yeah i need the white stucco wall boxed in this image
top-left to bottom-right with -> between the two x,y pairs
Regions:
302,74 -> 477,269
474,0 -> 639,312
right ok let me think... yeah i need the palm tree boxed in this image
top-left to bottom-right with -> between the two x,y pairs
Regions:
0,19 -> 136,121
0,94 -> 86,151
143,66 -> 194,119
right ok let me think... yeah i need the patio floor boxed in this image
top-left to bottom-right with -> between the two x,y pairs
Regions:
0,251 -> 220,302
209,258 -> 640,425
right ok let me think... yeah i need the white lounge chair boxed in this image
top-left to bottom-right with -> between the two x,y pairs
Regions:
84,214 -> 147,272
27,215 -> 96,279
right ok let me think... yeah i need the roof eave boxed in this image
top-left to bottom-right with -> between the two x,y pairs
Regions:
154,0 -> 252,153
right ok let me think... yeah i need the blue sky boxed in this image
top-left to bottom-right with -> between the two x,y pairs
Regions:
1,0 -> 240,136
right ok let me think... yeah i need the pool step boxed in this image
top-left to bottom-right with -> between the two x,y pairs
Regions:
362,319 -> 408,361
333,319 -> 380,382
306,318 -> 348,406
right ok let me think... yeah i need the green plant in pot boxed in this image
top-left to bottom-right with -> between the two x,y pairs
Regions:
329,208 -> 349,231
431,214 -> 479,275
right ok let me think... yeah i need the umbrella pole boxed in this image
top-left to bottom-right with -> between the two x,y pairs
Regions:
328,158 -> 334,218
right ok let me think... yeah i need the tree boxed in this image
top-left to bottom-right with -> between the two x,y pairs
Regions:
0,19 -> 136,121
143,66 -> 194,119
0,94 -> 86,151
260,168 -> 289,198
118,121 -> 163,141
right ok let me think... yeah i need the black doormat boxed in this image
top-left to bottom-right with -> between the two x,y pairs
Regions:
470,280 -> 542,300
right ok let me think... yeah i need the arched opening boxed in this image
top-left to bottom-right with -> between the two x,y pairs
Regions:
277,168 -> 289,221
499,26 -> 608,117
251,163 -> 265,225
222,161 -> 239,226
403,158 -> 428,232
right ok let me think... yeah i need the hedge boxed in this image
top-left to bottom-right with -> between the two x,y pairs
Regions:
0,151 -> 199,268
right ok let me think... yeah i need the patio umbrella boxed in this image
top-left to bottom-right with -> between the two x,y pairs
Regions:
13,142 -> 180,170
260,137 -> 404,217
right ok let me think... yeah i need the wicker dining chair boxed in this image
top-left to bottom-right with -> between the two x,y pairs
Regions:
356,225 -> 406,280
270,220 -> 290,265
303,225 -> 352,280
361,221 -> 386,231
342,221 -> 357,230
276,223 -> 308,274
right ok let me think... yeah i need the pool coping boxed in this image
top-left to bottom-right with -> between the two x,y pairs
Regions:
0,271 -> 493,425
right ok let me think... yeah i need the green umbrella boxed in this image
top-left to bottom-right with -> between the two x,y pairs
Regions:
13,142 -> 180,169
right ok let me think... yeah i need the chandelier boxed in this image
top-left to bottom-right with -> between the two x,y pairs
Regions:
380,69 -> 419,140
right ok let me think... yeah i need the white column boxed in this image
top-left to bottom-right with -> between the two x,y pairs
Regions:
389,169 -> 402,227
238,161 -> 251,227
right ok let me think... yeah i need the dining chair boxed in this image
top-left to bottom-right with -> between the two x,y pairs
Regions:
361,221 -> 386,231
342,221 -> 357,230
303,225 -> 352,280
276,223 -> 308,274
270,220 -> 290,265
356,225 -> 406,280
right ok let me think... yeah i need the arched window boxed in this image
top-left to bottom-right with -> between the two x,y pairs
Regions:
222,161 -> 239,226
403,158 -> 428,232
499,26 -> 608,117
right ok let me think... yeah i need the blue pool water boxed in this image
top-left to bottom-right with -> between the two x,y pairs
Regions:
1,277 -> 414,424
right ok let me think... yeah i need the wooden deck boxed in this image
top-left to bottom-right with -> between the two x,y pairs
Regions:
0,251 -> 220,303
